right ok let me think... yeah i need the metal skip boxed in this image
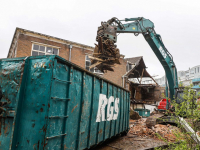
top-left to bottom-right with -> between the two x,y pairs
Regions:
0,55 -> 130,150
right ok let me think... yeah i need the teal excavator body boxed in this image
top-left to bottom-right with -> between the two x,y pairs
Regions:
100,17 -> 179,102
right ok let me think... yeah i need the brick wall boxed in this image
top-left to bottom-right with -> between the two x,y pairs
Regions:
15,33 -> 127,87
16,34 -> 94,68
71,47 -> 92,68
102,58 -> 127,86
17,34 -> 70,59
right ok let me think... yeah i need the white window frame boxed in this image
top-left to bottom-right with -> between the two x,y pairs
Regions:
85,55 -> 103,75
31,42 -> 60,56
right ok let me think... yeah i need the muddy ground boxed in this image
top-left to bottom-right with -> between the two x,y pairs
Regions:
93,134 -> 167,150
90,118 -> 179,150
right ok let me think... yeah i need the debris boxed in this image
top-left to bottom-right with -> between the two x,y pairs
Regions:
106,144 -> 122,150
90,38 -> 120,73
197,131 -> 200,136
94,119 -> 171,150
130,109 -> 141,120
146,113 -> 165,128
128,119 -> 181,142
126,133 -> 137,138
90,17 -> 124,73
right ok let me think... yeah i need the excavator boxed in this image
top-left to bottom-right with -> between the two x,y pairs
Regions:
91,17 -> 183,127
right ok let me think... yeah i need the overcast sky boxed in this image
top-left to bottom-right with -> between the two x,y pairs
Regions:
0,0 -> 200,78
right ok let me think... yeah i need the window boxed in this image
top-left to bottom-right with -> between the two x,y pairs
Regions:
126,62 -> 133,72
194,82 -> 200,86
32,43 -> 59,56
85,55 -> 103,74
85,55 -> 91,71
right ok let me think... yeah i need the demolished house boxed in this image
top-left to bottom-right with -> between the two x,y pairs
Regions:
123,56 -> 165,113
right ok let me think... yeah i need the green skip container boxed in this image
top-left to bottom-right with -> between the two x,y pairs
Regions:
134,108 -> 150,117
0,55 -> 130,150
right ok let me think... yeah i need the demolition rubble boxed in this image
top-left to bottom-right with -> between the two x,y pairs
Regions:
128,118 -> 181,142
95,117 -> 182,150
90,18 -> 122,73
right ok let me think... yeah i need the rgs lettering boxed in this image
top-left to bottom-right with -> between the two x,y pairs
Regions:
96,94 -> 119,122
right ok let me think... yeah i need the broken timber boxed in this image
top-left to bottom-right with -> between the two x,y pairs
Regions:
90,18 -> 122,73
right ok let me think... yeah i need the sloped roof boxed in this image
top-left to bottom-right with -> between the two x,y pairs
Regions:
124,56 -> 150,78
125,56 -> 143,66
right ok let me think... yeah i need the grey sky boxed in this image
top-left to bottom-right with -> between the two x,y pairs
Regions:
0,0 -> 200,77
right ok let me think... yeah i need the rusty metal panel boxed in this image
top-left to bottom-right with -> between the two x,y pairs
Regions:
12,57 -> 54,149
0,58 -> 26,150
97,81 -> 107,143
104,83 -> 112,139
89,77 -> 100,146
115,88 -> 121,134
0,55 -> 130,150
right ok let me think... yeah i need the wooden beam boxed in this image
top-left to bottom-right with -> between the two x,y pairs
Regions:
150,76 -> 159,86
89,61 -> 101,69
88,56 -> 104,61
140,68 -> 144,84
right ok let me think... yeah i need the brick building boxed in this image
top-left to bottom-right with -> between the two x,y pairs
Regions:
7,28 -> 127,86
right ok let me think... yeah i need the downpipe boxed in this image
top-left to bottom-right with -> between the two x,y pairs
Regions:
122,75 -> 127,88
69,45 -> 73,61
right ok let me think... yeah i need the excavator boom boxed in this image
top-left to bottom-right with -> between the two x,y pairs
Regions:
93,17 -> 178,101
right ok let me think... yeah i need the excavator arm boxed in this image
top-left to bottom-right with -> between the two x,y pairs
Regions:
94,17 -> 178,101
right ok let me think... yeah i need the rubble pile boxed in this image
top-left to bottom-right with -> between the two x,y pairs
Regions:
90,38 -> 120,73
129,119 -> 181,142
130,109 -> 141,120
